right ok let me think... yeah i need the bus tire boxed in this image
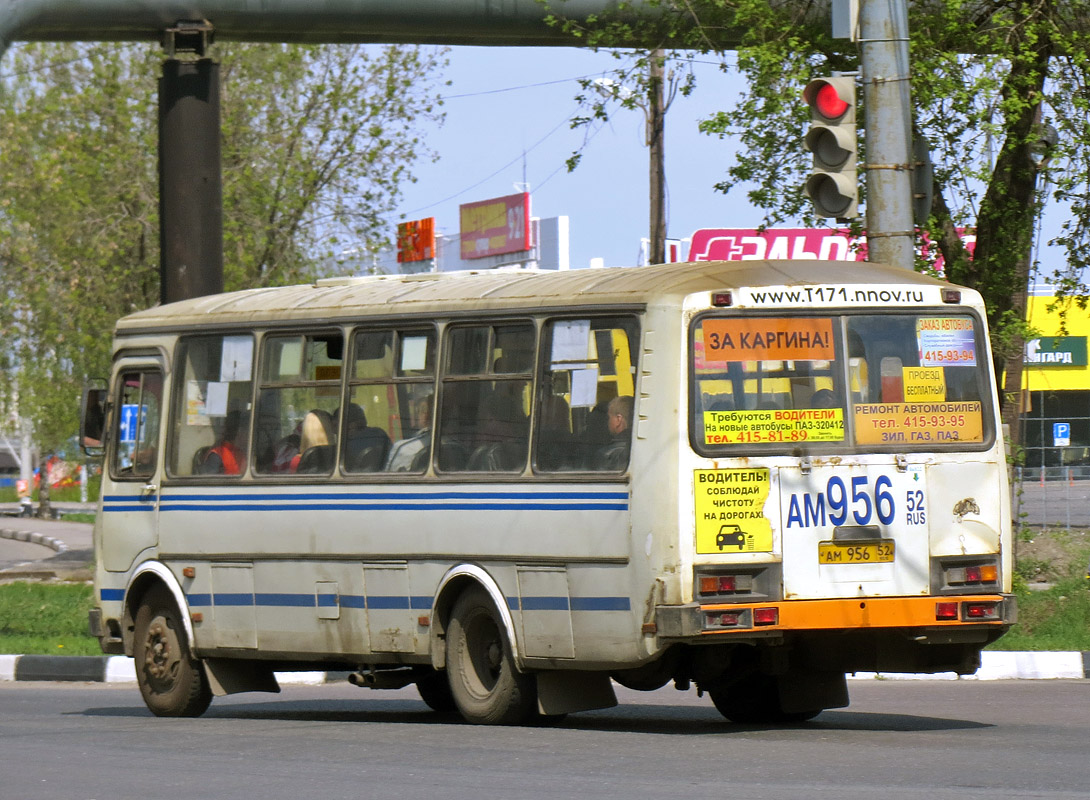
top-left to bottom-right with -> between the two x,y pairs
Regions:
446,586 -> 536,725
133,586 -> 212,718
415,669 -> 457,713
709,674 -> 821,725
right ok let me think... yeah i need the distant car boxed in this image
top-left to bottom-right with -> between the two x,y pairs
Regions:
716,524 -> 746,551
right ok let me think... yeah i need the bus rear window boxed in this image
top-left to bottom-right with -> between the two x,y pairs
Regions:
691,313 -> 992,452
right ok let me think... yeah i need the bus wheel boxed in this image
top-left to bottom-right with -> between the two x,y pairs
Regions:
133,587 -> 212,717
446,586 -> 536,725
415,669 -> 456,713
709,675 -> 821,724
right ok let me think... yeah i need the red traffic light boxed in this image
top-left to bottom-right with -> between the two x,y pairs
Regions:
803,78 -> 853,122
814,83 -> 848,120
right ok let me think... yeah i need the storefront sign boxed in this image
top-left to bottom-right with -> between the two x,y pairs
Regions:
1024,337 -> 1088,366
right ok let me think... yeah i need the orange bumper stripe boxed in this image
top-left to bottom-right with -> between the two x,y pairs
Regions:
700,595 -> 1009,633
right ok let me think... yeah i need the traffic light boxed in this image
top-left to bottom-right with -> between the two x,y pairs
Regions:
803,76 -> 858,219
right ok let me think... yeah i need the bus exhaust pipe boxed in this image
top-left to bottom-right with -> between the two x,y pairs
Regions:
348,669 -> 418,690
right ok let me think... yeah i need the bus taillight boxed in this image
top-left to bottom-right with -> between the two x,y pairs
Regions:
935,602 -> 959,620
964,602 -> 1000,620
753,607 -> 778,626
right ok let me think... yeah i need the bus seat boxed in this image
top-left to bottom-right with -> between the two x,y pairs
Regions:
297,444 -> 334,474
192,445 -> 214,474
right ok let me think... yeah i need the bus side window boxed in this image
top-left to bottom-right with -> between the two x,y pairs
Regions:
253,332 -> 342,476
169,335 -> 254,478
113,370 -> 163,479
439,322 -> 533,473
536,316 -> 639,472
346,327 -> 436,474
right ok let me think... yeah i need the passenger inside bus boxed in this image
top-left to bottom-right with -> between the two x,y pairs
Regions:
594,394 -> 633,471
809,388 -> 839,409
293,409 -> 336,473
196,410 -> 248,475
386,394 -> 432,472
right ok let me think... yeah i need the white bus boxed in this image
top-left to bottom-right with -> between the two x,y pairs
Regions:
83,260 -> 1015,724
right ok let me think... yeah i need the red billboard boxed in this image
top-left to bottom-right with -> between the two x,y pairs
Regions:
397,217 -> 435,263
459,192 -> 531,260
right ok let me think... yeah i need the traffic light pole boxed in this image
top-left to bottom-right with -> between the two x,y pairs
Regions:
859,0 -> 916,270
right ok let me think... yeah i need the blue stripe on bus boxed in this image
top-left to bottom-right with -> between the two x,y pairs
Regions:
177,592 -> 628,612
520,596 -> 570,611
255,593 -> 315,607
106,491 -> 628,502
151,502 -> 628,512
100,589 -> 630,613
103,490 -> 629,513
571,596 -> 631,611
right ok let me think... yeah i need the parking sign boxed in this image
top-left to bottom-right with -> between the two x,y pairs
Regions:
1054,422 -> 1071,447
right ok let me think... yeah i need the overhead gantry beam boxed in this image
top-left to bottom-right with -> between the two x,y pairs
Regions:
0,0 -> 661,52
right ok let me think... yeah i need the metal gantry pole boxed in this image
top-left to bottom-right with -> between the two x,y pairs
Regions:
159,51 -> 224,304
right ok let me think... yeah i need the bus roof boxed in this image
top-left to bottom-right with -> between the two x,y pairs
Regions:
117,260 -> 957,332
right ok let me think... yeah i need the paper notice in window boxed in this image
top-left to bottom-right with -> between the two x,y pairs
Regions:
570,367 -> 599,408
205,381 -> 229,417
551,320 -> 591,364
220,336 -> 253,382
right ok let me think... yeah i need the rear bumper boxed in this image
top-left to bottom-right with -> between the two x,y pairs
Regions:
656,594 -> 1016,639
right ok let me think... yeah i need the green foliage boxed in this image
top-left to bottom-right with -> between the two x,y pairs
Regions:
0,42 -> 446,451
0,582 -> 100,656
990,575 -> 1090,651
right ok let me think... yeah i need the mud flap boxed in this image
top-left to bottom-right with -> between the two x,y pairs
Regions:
536,671 -> 618,716
779,670 -> 848,713
203,658 -> 281,696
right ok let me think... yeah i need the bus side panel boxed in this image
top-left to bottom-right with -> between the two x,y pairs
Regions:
155,482 -> 635,664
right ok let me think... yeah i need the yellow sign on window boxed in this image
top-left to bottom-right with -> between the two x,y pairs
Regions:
902,367 -> 946,401
703,408 -> 845,445
694,468 -> 774,554
853,401 -> 983,445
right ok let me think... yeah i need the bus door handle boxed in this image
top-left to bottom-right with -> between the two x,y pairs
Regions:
141,483 -> 158,500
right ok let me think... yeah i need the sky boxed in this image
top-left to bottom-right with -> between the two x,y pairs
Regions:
392,45 -> 1072,290
393,46 -> 749,270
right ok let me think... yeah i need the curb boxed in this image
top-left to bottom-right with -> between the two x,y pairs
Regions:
0,527 -> 69,555
2,652 -> 1088,684
0,654 -> 341,685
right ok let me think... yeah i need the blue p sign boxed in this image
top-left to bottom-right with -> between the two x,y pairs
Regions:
1054,422 -> 1071,447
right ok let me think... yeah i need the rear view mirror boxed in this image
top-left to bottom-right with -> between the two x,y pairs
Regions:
80,381 -> 108,456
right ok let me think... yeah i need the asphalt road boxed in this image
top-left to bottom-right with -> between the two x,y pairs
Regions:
1013,478 -> 1090,528
2,680 -> 1088,800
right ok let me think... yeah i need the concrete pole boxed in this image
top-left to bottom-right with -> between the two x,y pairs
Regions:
859,0 -> 915,269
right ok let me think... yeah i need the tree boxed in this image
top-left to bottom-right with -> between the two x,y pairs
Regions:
548,0 -> 1090,426
0,42 -> 446,450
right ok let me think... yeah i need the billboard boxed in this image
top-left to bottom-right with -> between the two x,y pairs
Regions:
687,227 -> 976,271
397,217 -> 435,263
688,227 -> 865,262
459,192 -> 531,259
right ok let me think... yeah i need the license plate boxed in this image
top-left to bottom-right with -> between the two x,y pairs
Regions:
818,540 -> 895,564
